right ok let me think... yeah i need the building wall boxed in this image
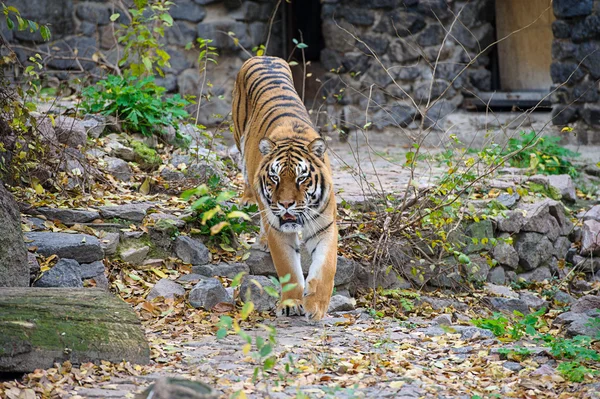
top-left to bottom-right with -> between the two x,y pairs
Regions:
550,0 -> 600,127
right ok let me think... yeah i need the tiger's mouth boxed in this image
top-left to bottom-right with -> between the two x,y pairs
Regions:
280,212 -> 299,224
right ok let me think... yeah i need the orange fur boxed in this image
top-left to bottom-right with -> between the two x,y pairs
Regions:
232,56 -> 338,320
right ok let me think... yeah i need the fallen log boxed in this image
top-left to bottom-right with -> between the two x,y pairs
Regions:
0,288 -> 150,373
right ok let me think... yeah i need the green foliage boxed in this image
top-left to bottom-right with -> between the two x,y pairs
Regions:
1,3 -> 50,40
130,139 -> 161,167
586,317 -> 600,339
502,131 -> 579,177
471,313 -> 510,337
556,361 -> 599,383
112,0 -> 174,76
181,175 -> 258,246
542,335 -> 600,362
497,346 -> 534,361
81,74 -> 191,140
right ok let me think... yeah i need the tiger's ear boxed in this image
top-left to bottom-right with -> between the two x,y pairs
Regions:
258,138 -> 275,155
309,138 -> 326,159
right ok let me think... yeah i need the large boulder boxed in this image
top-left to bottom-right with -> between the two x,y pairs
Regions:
0,182 -> 29,287
24,232 -> 104,263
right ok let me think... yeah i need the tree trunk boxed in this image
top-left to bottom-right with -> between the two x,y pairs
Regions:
0,288 -> 150,372
0,181 -> 28,287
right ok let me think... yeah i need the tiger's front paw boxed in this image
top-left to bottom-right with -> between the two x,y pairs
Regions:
276,298 -> 305,317
302,279 -> 332,321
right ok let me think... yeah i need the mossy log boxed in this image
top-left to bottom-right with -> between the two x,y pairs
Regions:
0,288 -> 150,372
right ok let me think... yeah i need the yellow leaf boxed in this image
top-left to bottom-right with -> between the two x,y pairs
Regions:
242,343 -> 251,355
210,221 -> 229,235
139,177 -> 151,195
390,381 -> 405,389
151,268 -> 167,279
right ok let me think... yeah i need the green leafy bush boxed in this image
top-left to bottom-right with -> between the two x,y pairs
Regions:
503,131 -> 579,177
557,361 -> 599,383
181,176 -> 258,246
81,74 -> 191,140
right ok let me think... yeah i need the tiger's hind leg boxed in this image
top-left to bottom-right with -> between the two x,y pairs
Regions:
266,225 -> 305,317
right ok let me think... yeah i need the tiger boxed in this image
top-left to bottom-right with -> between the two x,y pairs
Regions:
232,56 -> 338,321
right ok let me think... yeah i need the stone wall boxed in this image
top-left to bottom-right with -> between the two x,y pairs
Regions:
4,0 -> 282,124
317,0 -> 495,130
550,0 -> 600,127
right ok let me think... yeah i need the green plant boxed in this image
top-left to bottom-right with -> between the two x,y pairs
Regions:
502,131 -> 579,177
497,346 -> 534,361
471,313 -> 510,337
181,175 -> 259,247
586,317 -> 600,339
216,273 -> 297,396
556,361 -> 599,383
542,335 -> 600,362
2,3 -> 50,40
112,0 -> 174,76
81,74 -> 191,140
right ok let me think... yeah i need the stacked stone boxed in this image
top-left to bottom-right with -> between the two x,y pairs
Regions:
550,0 -> 600,126
319,0 -> 494,130
6,0 -> 281,119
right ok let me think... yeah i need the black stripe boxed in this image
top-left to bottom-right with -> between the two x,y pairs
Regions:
246,64 -> 285,81
255,94 -> 304,117
305,221 -> 333,242
251,84 -> 297,108
248,74 -> 294,102
257,106 -> 308,134
310,240 -> 322,256
264,112 -> 312,134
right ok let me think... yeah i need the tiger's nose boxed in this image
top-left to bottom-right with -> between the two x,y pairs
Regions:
279,200 -> 295,209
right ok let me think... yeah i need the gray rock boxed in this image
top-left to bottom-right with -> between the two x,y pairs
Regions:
553,0 -> 592,18
106,140 -> 136,162
487,267 -> 506,285
495,210 -> 524,233
192,262 -> 249,279
28,252 -> 40,277
82,115 -> 105,139
121,246 -> 150,264
169,0 -> 206,22
577,205 -> 600,222
464,220 -> 494,254
99,232 -> 119,256
554,291 -> 575,304
104,156 -> 132,182
146,212 -> 185,229
503,361 -> 524,372
76,2 -> 111,25
572,255 -> 600,273
0,183 -> 29,287
518,266 -> 552,283
485,297 -> 530,315
328,295 -> 356,312
554,236 -> 572,259
458,326 -> 496,340
25,232 -> 104,263
566,315 -> 600,337
496,192 -> 520,208
34,207 -> 100,224
484,283 -> 519,298
189,278 -> 232,310
514,232 -> 554,270
54,116 -> 87,148
519,292 -> 549,310
160,167 -> 185,182
547,175 -> 577,202
147,278 -> 186,301
34,259 -> 83,288
99,203 -> 153,222
240,275 -> 279,312
80,261 -> 105,279
335,256 -> 357,286
246,249 -> 276,276
176,273 -> 206,283
432,314 -> 452,326
492,238 -> 519,269
581,220 -> 600,256
175,236 -> 211,265
551,61 -> 585,84
571,295 -> 600,313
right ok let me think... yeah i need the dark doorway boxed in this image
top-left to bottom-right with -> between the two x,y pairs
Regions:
283,0 -> 325,107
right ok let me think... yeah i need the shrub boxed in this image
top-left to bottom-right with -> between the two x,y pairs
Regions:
503,131 -> 579,177
81,74 -> 191,141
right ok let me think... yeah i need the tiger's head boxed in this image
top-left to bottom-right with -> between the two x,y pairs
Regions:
256,136 -> 332,233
